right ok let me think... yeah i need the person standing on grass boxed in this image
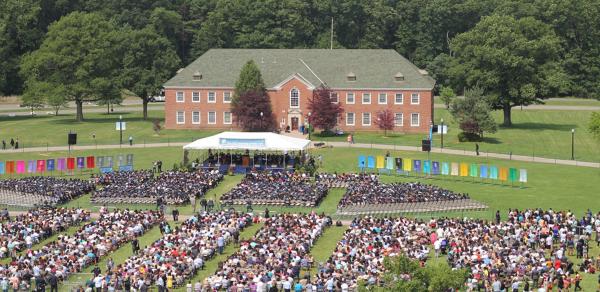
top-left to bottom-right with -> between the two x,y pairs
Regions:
129,136 -> 133,146
1,140 -> 5,150
475,143 -> 480,156
217,234 -> 225,254
9,139 -> 14,148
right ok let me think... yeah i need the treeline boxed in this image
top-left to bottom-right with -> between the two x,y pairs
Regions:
1,0 -> 599,117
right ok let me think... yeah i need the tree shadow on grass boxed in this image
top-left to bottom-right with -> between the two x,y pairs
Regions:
500,122 -> 577,132
481,137 -> 501,144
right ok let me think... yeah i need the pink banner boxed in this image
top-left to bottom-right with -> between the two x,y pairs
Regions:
16,161 -> 25,174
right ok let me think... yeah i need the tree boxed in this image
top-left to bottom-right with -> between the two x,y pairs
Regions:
450,87 -> 497,141
450,15 -> 563,126
307,86 -> 344,133
20,81 -> 45,116
589,112 -> 600,140
152,119 -> 162,135
374,109 -> 395,137
232,60 -> 276,131
439,86 -> 456,110
46,90 -> 68,116
20,12 -> 122,121
120,28 -> 181,119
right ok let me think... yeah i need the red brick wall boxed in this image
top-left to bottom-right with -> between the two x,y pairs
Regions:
164,82 -> 433,133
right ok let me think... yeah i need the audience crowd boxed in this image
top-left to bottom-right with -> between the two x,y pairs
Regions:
93,211 -> 255,290
92,170 -> 223,204
0,177 -> 94,204
204,212 -> 331,291
0,208 -> 161,290
220,172 -> 328,207
338,179 -> 470,208
204,150 -> 301,167
0,208 -> 90,258
315,173 -> 378,188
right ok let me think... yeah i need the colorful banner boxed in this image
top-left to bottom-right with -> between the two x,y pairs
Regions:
87,156 -> 95,169
509,168 -> 518,182
36,160 -> 45,173
27,160 -> 35,173
5,161 -> 15,174
441,162 -> 450,175
367,156 -> 375,168
97,156 -> 105,168
469,163 -> 478,177
413,160 -> 421,173
77,157 -> 85,169
358,155 -> 366,168
451,163 -> 459,176
57,158 -> 66,171
499,167 -> 508,181
0,162 -> 4,175
459,163 -> 468,177
480,165 -> 488,179
47,159 -> 55,171
126,154 -> 134,166
519,169 -> 528,183
489,166 -> 499,180
432,161 -> 440,175
403,158 -> 412,172
385,157 -> 394,170
16,161 -> 25,174
423,160 -> 431,174
376,156 -> 385,169
67,158 -> 75,170
395,158 -> 403,171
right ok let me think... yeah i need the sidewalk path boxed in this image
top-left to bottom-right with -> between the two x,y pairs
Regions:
434,104 -> 600,111
2,141 -> 598,169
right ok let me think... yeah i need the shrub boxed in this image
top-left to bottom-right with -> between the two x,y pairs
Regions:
458,132 -> 483,142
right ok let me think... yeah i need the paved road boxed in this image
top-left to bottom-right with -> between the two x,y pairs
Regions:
2,140 -> 598,168
0,104 -> 164,116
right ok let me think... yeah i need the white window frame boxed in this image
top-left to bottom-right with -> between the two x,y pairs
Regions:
290,88 -> 300,108
223,112 -> 232,124
362,93 -> 371,104
346,92 -> 355,104
223,92 -> 232,103
346,112 -> 355,126
395,93 -> 404,105
192,111 -> 200,124
330,92 -> 339,104
208,111 -> 216,124
192,92 -> 200,103
394,113 -> 403,126
176,111 -> 185,124
411,113 -> 420,127
378,93 -> 387,105
362,112 -> 371,126
207,92 -> 216,103
176,92 -> 184,103
411,93 -> 420,105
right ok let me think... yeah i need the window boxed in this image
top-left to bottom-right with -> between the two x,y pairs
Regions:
362,112 -> 371,126
346,92 -> 355,104
290,88 -> 299,108
346,113 -> 355,126
176,92 -> 184,103
395,93 -> 403,104
411,113 -> 420,127
223,92 -> 232,103
411,93 -> 420,105
208,92 -> 216,103
394,113 -> 403,126
362,93 -> 371,104
208,111 -> 216,124
192,111 -> 200,124
192,92 -> 200,103
378,93 -> 387,104
223,112 -> 232,124
330,92 -> 339,103
176,111 -> 185,124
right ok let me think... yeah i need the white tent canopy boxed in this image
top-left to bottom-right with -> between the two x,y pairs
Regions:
183,132 -> 311,152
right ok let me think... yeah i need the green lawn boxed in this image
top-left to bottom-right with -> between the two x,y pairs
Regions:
314,109 -> 600,161
0,110 -> 218,148
543,97 -> 600,106
309,226 -> 347,275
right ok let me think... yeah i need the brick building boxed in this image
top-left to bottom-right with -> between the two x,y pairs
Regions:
163,49 -> 435,133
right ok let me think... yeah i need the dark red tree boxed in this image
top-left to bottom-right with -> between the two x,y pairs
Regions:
231,90 -> 276,131
308,85 -> 344,132
375,109 -> 396,136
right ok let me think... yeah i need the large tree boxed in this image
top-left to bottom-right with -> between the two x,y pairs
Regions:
450,15 -> 563,126
589,112 -> 600,140
232,60 -> 276,131
307,86 -> 344,133
120,28 -> 181,119
20,12 -> 122,121
449,87 -> 497,140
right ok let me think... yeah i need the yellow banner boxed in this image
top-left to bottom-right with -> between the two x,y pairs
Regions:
403,158 -> 412,172
499,167 -> 508,181
460,163 -> 469,177
376,156 -> 385,169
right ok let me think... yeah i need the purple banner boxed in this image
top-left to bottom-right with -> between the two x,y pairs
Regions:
57,158 -> 66,171
77,157 -> 85,169
432,161 -> 440,175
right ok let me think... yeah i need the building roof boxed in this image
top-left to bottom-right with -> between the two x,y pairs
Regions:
164,49 -> 435,90
183,132 -> 310,152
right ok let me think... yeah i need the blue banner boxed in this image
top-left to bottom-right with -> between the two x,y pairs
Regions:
480,165 -> 488,179
358,156 -> 366,168
432,161 -> 440,175
46,159 -> 55,171
0,162 -> 4,175
413,159 -> 421,173
441,162 -> 450,175
423,160 -> 431,174
367,156 -> 375,168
